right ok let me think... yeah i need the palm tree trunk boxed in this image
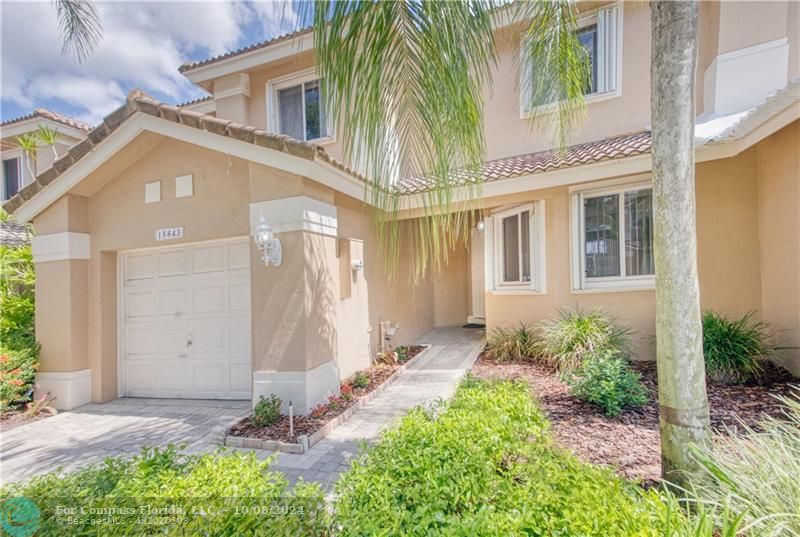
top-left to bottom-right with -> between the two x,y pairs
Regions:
650,0 -> 711,488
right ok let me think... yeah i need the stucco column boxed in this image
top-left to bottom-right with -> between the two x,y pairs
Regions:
213,73 -> 251,124
248,195 -> 341,414
31,231 -> 91,410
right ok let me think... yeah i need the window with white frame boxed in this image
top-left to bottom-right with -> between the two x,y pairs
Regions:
2,156 -> 21,201
522,3 -> 620,113
268,70 -> 331,142
490,203 -> 544,292
573,182 -> 654,290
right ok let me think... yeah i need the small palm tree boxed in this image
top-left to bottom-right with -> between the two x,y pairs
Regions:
37,124 -> 61,159
14,134 -> 40,182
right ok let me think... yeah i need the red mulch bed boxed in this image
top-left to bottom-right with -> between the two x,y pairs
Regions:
230,345 -> 427,443
472,353 -> 798,486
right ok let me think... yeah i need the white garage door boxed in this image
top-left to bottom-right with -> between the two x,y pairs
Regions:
121,238 -> 252,399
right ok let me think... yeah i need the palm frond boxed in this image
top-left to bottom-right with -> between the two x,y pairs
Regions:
36,124 -> 60,145
55,0 -> 103,63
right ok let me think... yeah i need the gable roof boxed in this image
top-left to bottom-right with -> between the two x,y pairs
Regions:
1,108 -> 92,133
2,89 -> 365,220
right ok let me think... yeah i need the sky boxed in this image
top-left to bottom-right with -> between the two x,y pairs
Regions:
0,1 -> 304,126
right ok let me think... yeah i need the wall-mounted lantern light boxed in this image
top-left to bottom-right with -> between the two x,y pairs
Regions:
351,259 -> 364,272
253,216 -> 282,266
476,220 -> 485,232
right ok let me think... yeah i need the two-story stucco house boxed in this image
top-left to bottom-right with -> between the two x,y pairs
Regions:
3,1 -> 798,411
1,109 -> 90,202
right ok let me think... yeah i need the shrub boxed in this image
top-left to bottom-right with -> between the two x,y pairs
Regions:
340,382 -> 354,401
539,308 -> 630,370
0,345 -> 38,412
334,376 -> 678,535
702,310 -> 771,384
485,323 -> 539,362
563,349 -> 648,417
252,394 -> 281,427
688,389 -> 800,536
0,244 -> 36,352
0,445 -> 328,536
352,370 -> 370,389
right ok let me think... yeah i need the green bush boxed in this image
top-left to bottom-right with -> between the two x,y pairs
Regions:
688,389 -> 800,536
0,345 -> 38,411
539,308 -> 630,370
253,394 -> 282,427
702,310 -> 771,384
563,349 -> 649,417
0,445 -> 327,536
333,376 -> 677,535
0,244 -> 36,352
485,323 -> 539,362
352,370 -> 370,389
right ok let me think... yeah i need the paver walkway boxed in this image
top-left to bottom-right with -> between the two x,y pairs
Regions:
0,399 -> 249,485
270,326 -> 484,486
0,326 -> 483,488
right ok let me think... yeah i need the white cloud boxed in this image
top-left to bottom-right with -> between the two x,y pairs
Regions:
1,1 -> 250,124
247,0 -> 300,38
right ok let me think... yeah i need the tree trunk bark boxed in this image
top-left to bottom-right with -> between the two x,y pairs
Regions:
650,0 -> 711,488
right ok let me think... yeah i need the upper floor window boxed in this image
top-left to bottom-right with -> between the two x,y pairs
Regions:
522,3 -> 620,114
2,156 -> 21,201
268,69 -> 332,143
572,180 -> 654,291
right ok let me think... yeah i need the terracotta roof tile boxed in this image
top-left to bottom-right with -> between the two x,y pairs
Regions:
394,131 -> 652,194
0,221 -> 31,247
177,95 -> 213,108
1,108 -> 92,132
179,28 -> 313,73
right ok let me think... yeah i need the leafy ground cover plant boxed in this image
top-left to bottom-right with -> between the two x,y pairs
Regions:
485,323 -> 539,362
252,394 -> 281,427
0,445 -> 327,536
702,310 -> 771,384
538,308 -> 630,370
352,370 -> 369,389
688,389 -> 800,536
333,376 -> 680,535
0,346 -> 38,412
563,349 -> 649,417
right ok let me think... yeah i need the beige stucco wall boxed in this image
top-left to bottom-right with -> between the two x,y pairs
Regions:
756,121 -> 800,375
483,148 -> 768,361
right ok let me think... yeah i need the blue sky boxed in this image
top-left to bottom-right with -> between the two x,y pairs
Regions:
1,1 -> 304,125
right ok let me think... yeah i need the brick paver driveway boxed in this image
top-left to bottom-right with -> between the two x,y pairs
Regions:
0,399 -> 249,485
1,327 -> 484,488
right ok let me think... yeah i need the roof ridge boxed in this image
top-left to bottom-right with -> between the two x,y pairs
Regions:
1,108 -> 92,132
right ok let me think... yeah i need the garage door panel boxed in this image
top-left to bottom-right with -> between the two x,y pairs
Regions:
126,290 -> 158,319
229,319 -> 250,353
125,254 -> 156,282
158,249 -> 189,277
193,285 -> 225,314
122,238 -> 251,400
192,244 -> 227,274
159,288 -> 189,316
192,321 -> 226,353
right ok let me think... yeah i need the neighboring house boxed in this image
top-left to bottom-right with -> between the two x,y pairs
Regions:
3,1 -> 798,411
0,109 -> 91,201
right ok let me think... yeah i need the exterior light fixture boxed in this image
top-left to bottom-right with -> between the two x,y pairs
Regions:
253,216 -> 282,266
476,220 -> 485,232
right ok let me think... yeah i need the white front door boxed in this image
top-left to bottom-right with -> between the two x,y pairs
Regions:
120,238 -> 252,399
469,227 -> 486,324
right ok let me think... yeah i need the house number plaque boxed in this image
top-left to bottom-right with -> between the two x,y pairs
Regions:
155,226 -> 184,241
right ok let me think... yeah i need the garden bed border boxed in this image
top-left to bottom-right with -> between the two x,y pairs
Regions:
217,344 -> 432,453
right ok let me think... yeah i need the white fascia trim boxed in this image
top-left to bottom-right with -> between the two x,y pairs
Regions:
250,196 -> 338,236
13,112 -> 370,223
31,232 -> 90,262
184,33 -> 315,85
35,368 -> 92,410
0,118 -> 88,141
